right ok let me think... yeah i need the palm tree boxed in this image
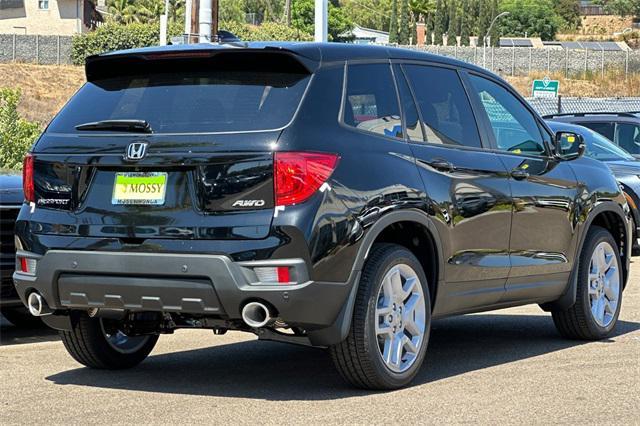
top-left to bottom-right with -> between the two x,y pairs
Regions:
168,0 -> 185,23
409,0 -> 436,24
139,0 -> 165,23
107,0 -> 139,24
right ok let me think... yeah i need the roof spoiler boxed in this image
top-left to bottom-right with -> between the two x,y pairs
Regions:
85,47 -> 318,82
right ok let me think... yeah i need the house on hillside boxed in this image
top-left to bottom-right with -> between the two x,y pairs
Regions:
0,0 -> 102,35
346,25 -> 390,45
579,1 -> 607,16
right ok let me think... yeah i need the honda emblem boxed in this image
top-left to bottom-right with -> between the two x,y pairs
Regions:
125,142 -> 148,161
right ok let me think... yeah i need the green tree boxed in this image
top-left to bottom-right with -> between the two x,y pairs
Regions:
342,0 -> 393,31
446,0 -> 457,46
107,0 -> 184,24
477,0 -> 490,45
425,12 -> 434,44
139,0 -> 164,23
220,0 -> 246,22
168,0 -> 185,23
291,0 -> 353,41
243,0 -> 285,24
412,18 -> 418,44
488,0 -> 499,46
433,0 -> 445,44
107,0 -> 139,24
409,0 -> 436,21
0,89 -> 40,171
399,0 -> 410,44
555,0 -> 582,31
498,0 -> 561,41
459,0 -> 470,45
593,0 -> 640,18
389,0 -> 399,42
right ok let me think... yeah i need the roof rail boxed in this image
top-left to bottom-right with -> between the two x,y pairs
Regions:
542,112 -> 639,119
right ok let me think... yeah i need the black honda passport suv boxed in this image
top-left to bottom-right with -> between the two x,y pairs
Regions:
13,43 -> 631,389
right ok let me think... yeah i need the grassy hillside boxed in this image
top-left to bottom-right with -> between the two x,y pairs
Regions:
0,63 -> 84,126
506,71 -> 640,99
1,63 -> 639,126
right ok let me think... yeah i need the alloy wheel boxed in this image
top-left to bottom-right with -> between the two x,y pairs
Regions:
588,241 -> 620,328
100,319 -> 151,354
375,264 -> 426,373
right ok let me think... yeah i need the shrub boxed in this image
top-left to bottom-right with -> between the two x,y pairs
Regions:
0,89 -> 41,171
72,21 -> 313,65
246,22 -> 313,42
71,22 -> 183,65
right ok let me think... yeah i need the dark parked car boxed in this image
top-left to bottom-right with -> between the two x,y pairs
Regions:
217,30 -> 240,43
13,43 -> 631,389
1,172 -> 40,327
544,112 -> 640,158
547,120 -> 640,255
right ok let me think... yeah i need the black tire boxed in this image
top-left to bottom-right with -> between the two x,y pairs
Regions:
60,313 -> 158,369
552,226 -> 623,340
631,216 -> 640,256
329,243 -> 432,390
1,307 -> 43,328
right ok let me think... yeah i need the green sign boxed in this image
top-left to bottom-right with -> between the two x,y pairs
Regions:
532,77 -> 560,98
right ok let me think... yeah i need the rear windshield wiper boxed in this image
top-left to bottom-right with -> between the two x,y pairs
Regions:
75,119 -> 153,133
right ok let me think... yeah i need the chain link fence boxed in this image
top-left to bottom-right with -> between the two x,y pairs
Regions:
401,45 -> 640,78
1,33 -> 639,75
526,97 -> 640,117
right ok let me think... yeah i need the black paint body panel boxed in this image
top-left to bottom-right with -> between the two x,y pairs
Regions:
14,43 -> 631,344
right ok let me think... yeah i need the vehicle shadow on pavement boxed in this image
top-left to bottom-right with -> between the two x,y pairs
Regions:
45,314 -> 639,400
0,316 -> 59,346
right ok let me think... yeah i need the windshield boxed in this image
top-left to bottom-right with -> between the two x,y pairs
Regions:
585,129 -> 636,161
48,70 -> 311,134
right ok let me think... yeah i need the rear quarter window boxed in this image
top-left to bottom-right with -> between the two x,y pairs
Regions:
343,63 -> 402,139
580,122 -> 615,141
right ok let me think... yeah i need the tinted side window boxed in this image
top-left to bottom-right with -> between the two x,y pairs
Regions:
343,64 -> 402,139
403,64 -> 481,148
580,122 -> 615,141
393,65 -> 424,142
469,75 -> 546,155
615,123 -> 640,154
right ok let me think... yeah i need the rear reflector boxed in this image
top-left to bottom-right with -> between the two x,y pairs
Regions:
274,152 -> 339,206
17,257 -> 36,275
277,266 -> 290,283
254,266 -> 291,284
23,154 -> 35,203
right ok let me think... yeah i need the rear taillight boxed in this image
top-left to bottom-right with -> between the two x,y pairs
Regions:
274,152 -> 339,206
23,154 -> 34,203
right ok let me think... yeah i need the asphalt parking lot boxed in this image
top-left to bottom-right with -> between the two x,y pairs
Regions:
1,268 -> 639,424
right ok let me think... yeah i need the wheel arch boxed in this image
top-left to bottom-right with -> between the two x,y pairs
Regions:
541,201 -> 630,312
308,209 -> 444,346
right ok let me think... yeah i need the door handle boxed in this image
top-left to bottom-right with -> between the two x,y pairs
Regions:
510,168 -> 530,180
427,159 -> 454,172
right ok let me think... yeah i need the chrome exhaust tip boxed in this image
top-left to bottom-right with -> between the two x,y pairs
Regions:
27,292 -> 52,317
241,302 -> 272,328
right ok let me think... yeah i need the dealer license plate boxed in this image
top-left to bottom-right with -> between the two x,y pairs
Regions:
112,172 -> 168,205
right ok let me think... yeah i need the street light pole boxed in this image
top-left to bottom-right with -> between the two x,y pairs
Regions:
159,0 -> 170,45
315,0 -> 328,42
483,11 -> 509,69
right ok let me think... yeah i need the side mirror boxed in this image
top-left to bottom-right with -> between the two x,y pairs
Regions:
554,131 -> 585,161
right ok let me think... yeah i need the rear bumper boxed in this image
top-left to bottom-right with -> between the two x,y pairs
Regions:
12,250 -> 353,332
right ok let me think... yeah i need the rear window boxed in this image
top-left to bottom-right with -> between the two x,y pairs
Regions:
48,69 -> 311,134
